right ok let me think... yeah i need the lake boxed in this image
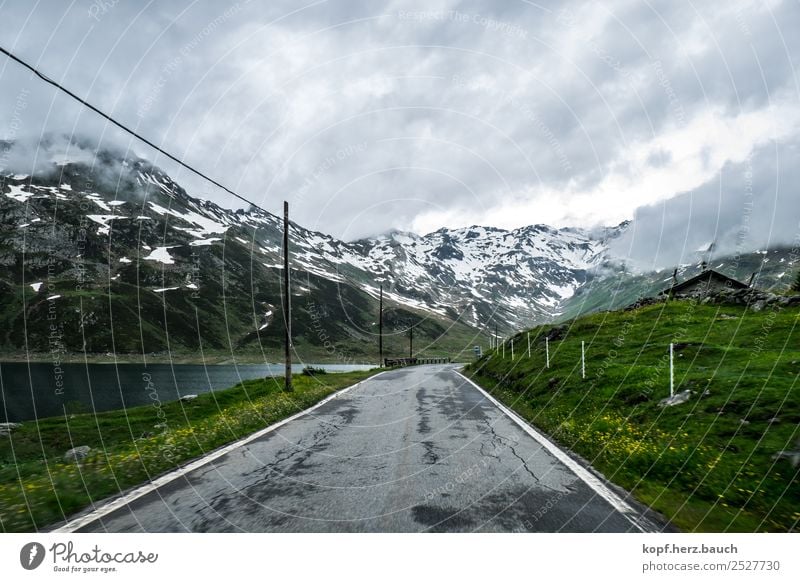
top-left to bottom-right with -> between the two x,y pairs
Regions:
0,362 -> 375,422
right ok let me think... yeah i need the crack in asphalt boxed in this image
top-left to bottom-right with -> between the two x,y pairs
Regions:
481,418 -> 564,494
202,407 -> 357,508
190,405 -> 365,529
259,411 -> 351,476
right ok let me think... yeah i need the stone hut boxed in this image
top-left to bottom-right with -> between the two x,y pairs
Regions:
660,269 -> 749,298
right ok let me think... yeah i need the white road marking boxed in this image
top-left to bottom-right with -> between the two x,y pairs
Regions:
455,370 -> 659,533
52,372 -> 385,533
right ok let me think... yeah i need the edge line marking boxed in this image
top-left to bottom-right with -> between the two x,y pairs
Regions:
455,369 -> 657,533
51,371 -> 387,533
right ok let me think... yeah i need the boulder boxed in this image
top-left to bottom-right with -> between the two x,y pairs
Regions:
0,422 -> 21,437
64,446 -> 91,462
658,389 -> 693,407
180,394 -> 198,402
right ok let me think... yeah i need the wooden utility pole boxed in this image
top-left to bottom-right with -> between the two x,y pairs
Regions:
379,284 -> 383,367
283,201 -> 292,391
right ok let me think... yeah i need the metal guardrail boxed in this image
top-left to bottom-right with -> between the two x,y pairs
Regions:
384,357 -> 451,367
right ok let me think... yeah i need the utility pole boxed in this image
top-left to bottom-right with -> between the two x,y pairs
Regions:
282,201 -> 292,392
379,284 -> 383,367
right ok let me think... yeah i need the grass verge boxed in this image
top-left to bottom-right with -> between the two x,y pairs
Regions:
0,369 -> 379,532
466,301 -> 799,532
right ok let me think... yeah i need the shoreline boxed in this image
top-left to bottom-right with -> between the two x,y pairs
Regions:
0,352 -> 379,366
0,369 -> 381,532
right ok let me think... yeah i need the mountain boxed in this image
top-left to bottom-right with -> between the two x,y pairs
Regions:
351,223 -> 616,331
1,141 -> 795,361
0,146 -> 474,361
0,142 -> 619,359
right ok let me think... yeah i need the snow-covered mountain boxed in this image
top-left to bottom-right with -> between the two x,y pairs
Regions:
0,142 -> 622,356
261,217 -> 618,332
345,224 -> 614,329
0,144 -> 622,346
3,142 -> 793,359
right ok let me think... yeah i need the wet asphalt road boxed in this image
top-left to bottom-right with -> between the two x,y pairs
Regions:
71,365 -> 652,532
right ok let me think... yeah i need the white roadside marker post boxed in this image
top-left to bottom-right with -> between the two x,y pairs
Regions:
581,340 -> 585,380
670,343 -> 674,398
511,339 -> 514,360
527,332 -> 531,358
546,336 -> 550,369
502,339 -> 505,359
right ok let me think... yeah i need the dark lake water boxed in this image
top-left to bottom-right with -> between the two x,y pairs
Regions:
0,362 -> 374,422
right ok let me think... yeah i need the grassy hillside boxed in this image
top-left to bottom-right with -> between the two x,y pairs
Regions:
0,266 -> 482,364
466,299 -> 799,532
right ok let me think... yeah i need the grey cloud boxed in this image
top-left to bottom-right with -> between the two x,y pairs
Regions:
610,133 -> 800,270
0,0 -> 798,247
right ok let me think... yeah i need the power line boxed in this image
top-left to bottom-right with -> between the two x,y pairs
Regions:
1,45 -> 431,350
0,44 -> 268,214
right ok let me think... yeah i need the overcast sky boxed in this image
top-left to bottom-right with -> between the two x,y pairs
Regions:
0,0 -> 798,253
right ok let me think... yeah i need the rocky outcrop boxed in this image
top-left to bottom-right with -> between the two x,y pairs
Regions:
623,295 -> 667,311
63,446 -> 91,462
696,288 -> 800,311
628,288 -> 800,312
658,389 -> 693,407
0,422 -> 21,437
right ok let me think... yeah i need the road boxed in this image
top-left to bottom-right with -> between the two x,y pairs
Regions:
60,365 -> 661,532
